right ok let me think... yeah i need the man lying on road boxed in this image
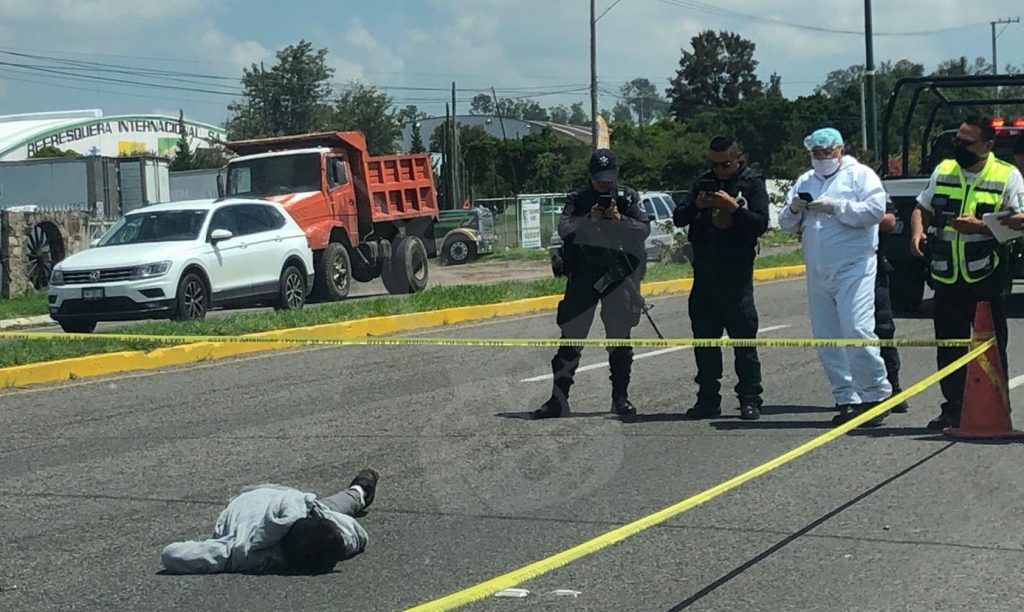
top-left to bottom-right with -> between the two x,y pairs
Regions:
160,468 -> 379,575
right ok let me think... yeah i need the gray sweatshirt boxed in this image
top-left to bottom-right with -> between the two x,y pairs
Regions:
160,484 -> 368,574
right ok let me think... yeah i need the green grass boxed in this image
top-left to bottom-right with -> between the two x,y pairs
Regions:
0,291 -> 48,320
759,228 -> 801,247
0,251 -> 804,370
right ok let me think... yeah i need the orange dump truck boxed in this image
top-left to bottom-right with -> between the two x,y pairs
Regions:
219,131 -> 438,299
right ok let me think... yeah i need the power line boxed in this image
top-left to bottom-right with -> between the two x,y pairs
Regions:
598,0 -> 626,22
0,49 -> 593,104
0,61 -> 242,96
654,0 -> 985,36
0,68 -> 231,107
0,44 -> 599,83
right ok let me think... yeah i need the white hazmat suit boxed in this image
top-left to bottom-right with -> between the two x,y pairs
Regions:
779,155 -> 892,407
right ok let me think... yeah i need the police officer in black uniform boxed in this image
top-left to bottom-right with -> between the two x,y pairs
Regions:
673,136 -> 769,420
533,149 -> 651,419
876,194 -> 908,415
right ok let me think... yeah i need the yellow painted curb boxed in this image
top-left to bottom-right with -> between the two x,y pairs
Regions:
0,265 -> 805,389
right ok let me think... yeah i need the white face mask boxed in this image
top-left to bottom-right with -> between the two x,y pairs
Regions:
812,157 -> 841,177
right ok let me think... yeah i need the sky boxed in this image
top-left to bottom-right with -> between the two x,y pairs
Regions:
0,0 -> 1022,127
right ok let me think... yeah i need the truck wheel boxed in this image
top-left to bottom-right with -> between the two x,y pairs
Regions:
59,319 -> 97,334
383,235 -> 429,294
314,243 -> 351,301
441,237 -> 476,265
890,262 -> 925,314
275,265 -> 306,311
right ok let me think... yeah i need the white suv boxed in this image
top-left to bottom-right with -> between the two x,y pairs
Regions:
636,191 -> 685,260
48,198 -> 315,333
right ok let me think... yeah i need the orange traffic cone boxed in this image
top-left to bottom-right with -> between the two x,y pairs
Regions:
945,301 -> 1024,439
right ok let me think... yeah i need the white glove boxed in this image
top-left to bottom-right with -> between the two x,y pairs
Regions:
808,196 -> 838,215
789,197 -> 808,213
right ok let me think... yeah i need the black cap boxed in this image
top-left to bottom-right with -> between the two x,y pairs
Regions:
588,148 -> 618,181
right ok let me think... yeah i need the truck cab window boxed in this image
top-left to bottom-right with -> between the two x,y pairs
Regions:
227,153 -> 321,197
328,158 -> 348,189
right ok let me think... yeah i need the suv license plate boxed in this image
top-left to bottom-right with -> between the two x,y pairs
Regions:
82,288 -> 105,300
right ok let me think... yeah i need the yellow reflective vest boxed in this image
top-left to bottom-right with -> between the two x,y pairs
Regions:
927,154 -> 1015,284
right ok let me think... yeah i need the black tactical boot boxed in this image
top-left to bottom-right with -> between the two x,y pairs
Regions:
927,404 -> 961,431
612,396 -> 637,416
686,402 -> 722,419
531,397 -> 569,420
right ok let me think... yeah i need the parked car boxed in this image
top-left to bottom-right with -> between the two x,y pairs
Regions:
48,198 -> 315,333
547,190 -> 684,275
433,206 -> 498,265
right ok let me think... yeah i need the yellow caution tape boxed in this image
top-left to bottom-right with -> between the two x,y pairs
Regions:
0,331 -> 974,349
404,338 -> 994,611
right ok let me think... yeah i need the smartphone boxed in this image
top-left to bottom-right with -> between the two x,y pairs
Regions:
596,193 -> 614,209
798,192 -> 813,202
698,178 -> 720,194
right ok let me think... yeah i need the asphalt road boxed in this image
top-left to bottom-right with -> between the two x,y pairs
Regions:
2,277 -> 1024,611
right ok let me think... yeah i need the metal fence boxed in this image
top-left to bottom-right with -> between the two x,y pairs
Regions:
81,218 -> 118,246
475,193 -> 567,250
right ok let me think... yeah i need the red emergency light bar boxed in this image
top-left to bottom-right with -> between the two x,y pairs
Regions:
991,117 -> 1024,129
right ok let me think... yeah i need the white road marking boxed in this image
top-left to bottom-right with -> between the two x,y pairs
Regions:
1010,374 -> 1024,390
519,324 -> 792,382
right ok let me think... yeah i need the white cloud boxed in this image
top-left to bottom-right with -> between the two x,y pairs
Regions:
329,57 -> 366,83
344,17 -> 404,75
194,23 -> 271,72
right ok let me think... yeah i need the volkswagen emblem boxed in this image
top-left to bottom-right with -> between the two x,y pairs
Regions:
89,270 -> 101,282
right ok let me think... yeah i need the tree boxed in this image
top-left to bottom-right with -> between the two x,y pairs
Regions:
170,110 -> 196,171
549,105 -> 571,124
521,100 -> 550,121
568,102 -> 589,126
496,98 -> 549,121
470,93 -> 495,115
934,56 -> 992,76
621,78 -> 669,126
611,102 -> 633,125
226,40 -> 335,139
667,30 -> 764,120
410,122 -> 425,153
29,145 -> 80,158
766,73 -> 783,98
333,81 -> 402,155
397,105 -> 426,123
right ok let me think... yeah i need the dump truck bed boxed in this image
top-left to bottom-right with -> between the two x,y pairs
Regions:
364,153 -> 438,223
226,131 -> 438,224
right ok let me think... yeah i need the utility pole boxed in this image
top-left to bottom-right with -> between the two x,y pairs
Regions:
991,17 -> 1019,76
492,86 -> 519,194
864,0 -> 878,157
860,80 -> 868,153
990,17 -> 1018,116
444,103 -> 452,209
590,0 -> 598,149
451,82 -> 461,208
